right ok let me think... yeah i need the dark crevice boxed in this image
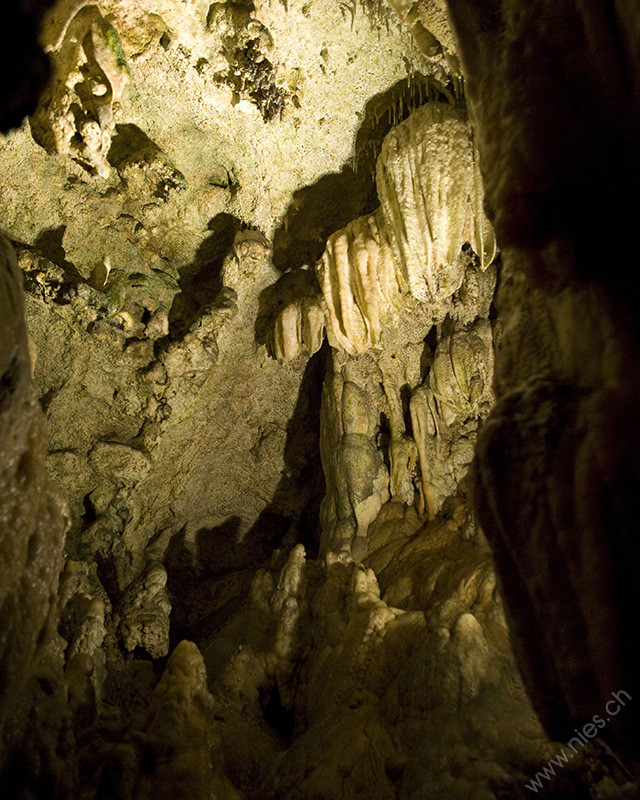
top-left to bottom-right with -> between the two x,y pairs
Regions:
0,355 -> 20,409
95,553 -> 122,606
262,683 -> 295,745
131,646 -> 154,661
420,325 -> 438,382
400,383 -> 413,435
377,411 -> 391,473
82,492 -> 98,526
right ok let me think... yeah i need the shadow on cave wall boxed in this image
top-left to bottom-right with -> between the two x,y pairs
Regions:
271,72 -> 457,274
272,166 -> 373,274
167,212 -> 241,339
164,74 -> 461,643
108,123 -> 188,198
33,225 -> 85,281
165,343 -> 328,647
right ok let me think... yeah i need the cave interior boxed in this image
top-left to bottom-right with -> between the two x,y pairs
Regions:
1,1 -> 640,798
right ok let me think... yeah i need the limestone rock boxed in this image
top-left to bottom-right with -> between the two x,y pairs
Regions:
3,0 -> 633,796
118,561 -> 171,659
286,102 -> 497,361
410,316 -> 494,518
320,354 -> 390,555
30,5 -> 130,176
203,538 -> 553,800
0,234 -> 68,768
387,0 -> 456,55
377,101 -> 495,304
317,210 -> 398,355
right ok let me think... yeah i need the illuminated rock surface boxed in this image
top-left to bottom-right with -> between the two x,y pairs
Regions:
0,0 -> 638,798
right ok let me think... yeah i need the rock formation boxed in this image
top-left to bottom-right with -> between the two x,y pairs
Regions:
31,3 -> 130,177
447,0 -> 640,773
0,0 -> 639,798
0,236 -> 68,784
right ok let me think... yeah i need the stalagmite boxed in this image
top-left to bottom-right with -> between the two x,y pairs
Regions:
320,362 -> 390,556
138,640 -> 243,800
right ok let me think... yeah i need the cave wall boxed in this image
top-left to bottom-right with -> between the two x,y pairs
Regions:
0,0 -> 70,787
0,233 -> 69,783
447,0 -> 640,767
1,0 -> 639,798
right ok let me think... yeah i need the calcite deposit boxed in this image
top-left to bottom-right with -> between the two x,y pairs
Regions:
1,0 -> 639,798
376,101 -> 495,302
31,3 -> 130,177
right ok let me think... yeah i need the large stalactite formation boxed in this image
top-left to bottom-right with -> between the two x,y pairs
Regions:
0,0 -> 639,798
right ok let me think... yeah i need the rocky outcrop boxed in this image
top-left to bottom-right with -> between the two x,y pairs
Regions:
198,530 -> 560,800
0,236 -> 68,778
387,0 -> 456,58
31,4 -> 130,176
448,0 -> 640,769
117,561 -> 171,659
2,0 -> 638,796
411,315 -> 493,519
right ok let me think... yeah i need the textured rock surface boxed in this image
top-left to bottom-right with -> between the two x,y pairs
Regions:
0,234 -> 68,780
448,0 -> 640,774
317,209 -> 396,354
31,4 -> 130,176
0,0 -> 638,797
376,101 -> 495,302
